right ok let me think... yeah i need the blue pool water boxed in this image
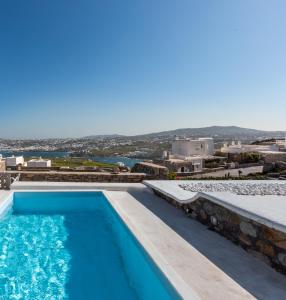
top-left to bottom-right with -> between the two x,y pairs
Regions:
0,192 -> 181,299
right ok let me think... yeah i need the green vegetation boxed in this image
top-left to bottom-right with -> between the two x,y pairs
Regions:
167,172 -> 177,180
227,152 -> 261,164
204,161 -> 220,168
51,157 -> 116,168
90,145 -> 137,156
88,141 -> 171,159
214,151 -> 227,157
239,152 -> 261,163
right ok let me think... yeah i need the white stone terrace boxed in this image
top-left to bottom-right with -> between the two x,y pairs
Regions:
144,180 -> 286,234
1,182 -> 286,299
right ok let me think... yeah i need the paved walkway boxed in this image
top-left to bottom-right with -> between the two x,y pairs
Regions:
0,191 -> 13,218
130,188 -> 286,300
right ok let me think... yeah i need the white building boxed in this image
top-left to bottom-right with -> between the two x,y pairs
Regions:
171,137 -> 214,159
276,139 -> 286,150
27,158 -> 52,168
161,137 -> 215,174
221,141 -> 279,154
162,157 -> 204,173
6,156 -> 25,167
183,156 -> 203,172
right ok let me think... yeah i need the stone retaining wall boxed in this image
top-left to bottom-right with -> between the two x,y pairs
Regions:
0,160 -> 5,172
132,162 -> 168,179
152,189 -> 286,274
17,172 -> 146,183
262,152 -> 286,164
0,173 -> 11,190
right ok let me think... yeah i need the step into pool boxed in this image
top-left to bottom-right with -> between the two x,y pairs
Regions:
0,192 -> 181,299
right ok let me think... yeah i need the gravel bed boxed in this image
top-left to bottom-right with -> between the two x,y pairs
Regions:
179,182 -> 286,196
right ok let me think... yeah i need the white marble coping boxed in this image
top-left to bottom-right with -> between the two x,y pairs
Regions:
11,181 -> 146,191
103,191 -> 254,300
144,180 -> 198,202
144,180 -> 286,234
0,191 -> 13,218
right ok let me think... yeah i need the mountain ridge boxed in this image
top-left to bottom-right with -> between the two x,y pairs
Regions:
84,126 -> 285,140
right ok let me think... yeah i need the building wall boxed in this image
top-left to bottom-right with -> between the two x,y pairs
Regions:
261,152 -> 286,163
27,160 -> 52,168
198,138 -> 214,155
172,138 -> 214,157
176,166 -> 191,173
162,160 -> 202,173
221,143 -> 279,154
186,157 -> 203,172
6,156 -> 24,167
276,140 -> 286,150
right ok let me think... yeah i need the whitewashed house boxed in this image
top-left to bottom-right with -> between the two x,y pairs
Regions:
6,156 -> 25,168
27,158 -> 52,168
161,137 -> 215,173
221,141 -> 279,154
171,137 -> 214,159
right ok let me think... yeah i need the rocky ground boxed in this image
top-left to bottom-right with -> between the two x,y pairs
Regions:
179,181 -> 286,196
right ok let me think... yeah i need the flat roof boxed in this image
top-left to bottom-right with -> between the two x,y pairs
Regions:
174,137 -> 213,141
259,151 -> 286,154
136,162 -> 167,169
167,157 -> 203,163
28,159 -> 51,162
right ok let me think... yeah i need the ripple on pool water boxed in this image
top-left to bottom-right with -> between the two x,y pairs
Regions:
0,213 -> 71,299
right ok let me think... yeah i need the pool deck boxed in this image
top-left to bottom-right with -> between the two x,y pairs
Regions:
0,191 -> 13,218
1,182 -> 286,299
105,190 -> 254,300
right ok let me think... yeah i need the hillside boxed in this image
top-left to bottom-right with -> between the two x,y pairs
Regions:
133,126 -> 285,140
84,126 -> 285,141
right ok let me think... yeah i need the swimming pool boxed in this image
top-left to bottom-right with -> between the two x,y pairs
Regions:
0,192 -> 181,299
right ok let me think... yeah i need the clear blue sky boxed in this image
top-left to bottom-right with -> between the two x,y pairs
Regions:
0,0 -> 285,138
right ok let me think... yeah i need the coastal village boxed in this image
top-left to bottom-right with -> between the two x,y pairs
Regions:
1,134 -> 286,184
134,136 -> 286,180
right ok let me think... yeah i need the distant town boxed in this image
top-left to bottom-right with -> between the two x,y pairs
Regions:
1,125 -> 285,159
1,126 -> 286,183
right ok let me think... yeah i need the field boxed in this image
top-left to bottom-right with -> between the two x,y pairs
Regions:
51,157 -> 116,168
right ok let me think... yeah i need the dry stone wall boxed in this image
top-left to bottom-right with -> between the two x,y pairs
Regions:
0,173 -> 11,190
132,163 -> 168,179
152,189 -> 286,274
18,171 -> 146,183
0,161 -> 5,172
